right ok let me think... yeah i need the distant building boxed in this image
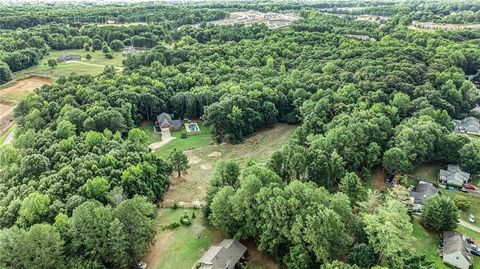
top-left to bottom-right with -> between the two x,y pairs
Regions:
453,117 -> 480,134
442,231 -> 473,269
198,239 -> 247,269
57,54 -> 81,62
156,113 -> 183,131
123,46 -> 136,55
439,164 -> 470,187
409,181 -> 437,212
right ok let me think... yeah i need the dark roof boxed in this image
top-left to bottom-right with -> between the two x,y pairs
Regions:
409,181 -> 437,205
199,239 -> 247,269
157,113 -> 183,129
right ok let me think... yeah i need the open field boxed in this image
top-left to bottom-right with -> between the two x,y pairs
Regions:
143,208 -> 278,269
0,76 -> 52,135
410,163 -> 444,184
12,49 -> 124,80
161,124 -> 296,207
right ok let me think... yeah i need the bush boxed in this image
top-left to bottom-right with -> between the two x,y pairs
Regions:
172,202 -> 179,209
180,211 -> 192,225
191,210 -> 196,219
454,195 -> 470,211
162,221 -> 180,230
105,53 -> 113,59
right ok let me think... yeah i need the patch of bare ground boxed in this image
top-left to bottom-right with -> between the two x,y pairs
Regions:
0,76 -> 52,134
369,166 -> 388,191
243,240 -> 278,269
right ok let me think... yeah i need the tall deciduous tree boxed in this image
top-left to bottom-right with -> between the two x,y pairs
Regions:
423,195 -> 459,232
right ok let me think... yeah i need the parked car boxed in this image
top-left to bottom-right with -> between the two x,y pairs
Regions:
464,183 -> 476,190
470,214 -> 476,223
447,186 -> 456,190
469,246 -> 480,257
460,187 -> 469,193
384,175 -> 395,185
137,262 -> 147,269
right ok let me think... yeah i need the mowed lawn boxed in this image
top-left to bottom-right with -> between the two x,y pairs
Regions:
13,48 -> 125,80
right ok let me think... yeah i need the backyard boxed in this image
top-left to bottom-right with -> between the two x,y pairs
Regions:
143,209 -> 277,269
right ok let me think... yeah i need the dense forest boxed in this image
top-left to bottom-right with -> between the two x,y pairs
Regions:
1,0 -> 480,268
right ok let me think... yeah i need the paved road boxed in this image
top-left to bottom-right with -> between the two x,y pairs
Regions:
458,219 -> 480,233
2,129 -> 14,145
148,128 -> 175,150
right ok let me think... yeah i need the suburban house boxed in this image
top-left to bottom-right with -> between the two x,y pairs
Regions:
442,231 -> 473,269
408,181 -> 437,212
453,117 -> 480,134
439,164 -> 470,187
198,239 -> 247,269
57,54 -> 81,62
156,113 -> 183,131
470,105 -> 480,116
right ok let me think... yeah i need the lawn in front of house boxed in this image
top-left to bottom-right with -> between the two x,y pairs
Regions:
411,218 -> 448,269
154,123 -> 213,159
441,189 -> 480,229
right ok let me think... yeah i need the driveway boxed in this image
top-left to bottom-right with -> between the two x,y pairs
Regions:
458,219 -> 480,233
148,128 -> 175,150
3,129 -> 15,145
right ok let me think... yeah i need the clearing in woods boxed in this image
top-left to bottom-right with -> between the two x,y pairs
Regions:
0,76 -> 52,135
161,123 -> 296,206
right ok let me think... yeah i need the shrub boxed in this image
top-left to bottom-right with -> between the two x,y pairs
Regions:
162,221 -> 180,230
454,195 -> 470,211
172,202 -> 179,209
191,210 -> 196,219
180,211 -> 192,225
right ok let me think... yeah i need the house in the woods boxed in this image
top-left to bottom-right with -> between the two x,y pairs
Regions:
156,113 -> 183,131
470,105 -> 480,116
439,164 -> 470,187
198,239 -> 247,269
123,46 -> 136,55
409,181 -> 437,212
453,117 -> 480,134
442,231 -> 473,269
57,54 -> 81,62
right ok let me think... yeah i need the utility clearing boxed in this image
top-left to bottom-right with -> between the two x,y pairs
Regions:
0,76 -> 52,135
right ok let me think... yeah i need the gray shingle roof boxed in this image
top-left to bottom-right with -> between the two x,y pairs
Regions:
409,181 -> 437,205
156,113 -> 183,129
443,231 -> 473,264
198,240 -> 247,269
439,165 -> 470,186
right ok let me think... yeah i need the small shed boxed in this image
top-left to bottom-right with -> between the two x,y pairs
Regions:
442,231 -> 473,269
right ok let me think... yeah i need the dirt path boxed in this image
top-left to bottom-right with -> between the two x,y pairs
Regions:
65,60 -> 124,70
148,128 -> 176,150
0,76 -> 52,135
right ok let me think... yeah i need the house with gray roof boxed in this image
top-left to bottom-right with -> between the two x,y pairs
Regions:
198,239 -> 247,269
409,181 -> 437,212
454,117 -> 480,134
470,105 -> 480,116
439,164 -> 470,187
156,113 -> 183,131
57,54 -> 81,62
442,231 -> 473,269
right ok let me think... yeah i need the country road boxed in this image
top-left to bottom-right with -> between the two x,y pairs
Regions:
458,219 -> 480,233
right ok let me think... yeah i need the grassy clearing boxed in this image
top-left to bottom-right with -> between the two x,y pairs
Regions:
410,163 -> 444,184
140,122 -> 162,145
144,208 -> 225,269
411,218 -> 447,269
441,189 -> 480,229
144,209 -> 278,269
162,124 -> 296,205
13,49 -> 124,80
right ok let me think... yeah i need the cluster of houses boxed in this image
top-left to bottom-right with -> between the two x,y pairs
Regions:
56,54 -> 81,63
407,164 -> 475,269
205,11 -> 301,30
